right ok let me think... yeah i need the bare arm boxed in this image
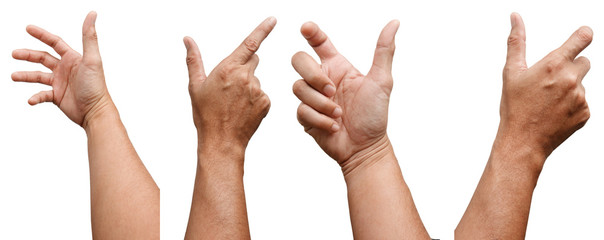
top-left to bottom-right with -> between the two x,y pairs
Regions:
292,21 -> 430,239
183,17 -> 276,239
456,13 -> 592,239
12,12 -> 159,239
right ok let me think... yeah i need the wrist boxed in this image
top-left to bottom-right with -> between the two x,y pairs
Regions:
340,135 -> 395,178
83,95 -> 118,132
197,137 -> 246,173
491,125 -> 548,174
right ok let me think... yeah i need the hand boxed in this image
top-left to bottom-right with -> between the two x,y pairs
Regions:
12,12 -> 113,128
499,13 -> 592,159
184,17 -> 276,151
292,21 -> 400,173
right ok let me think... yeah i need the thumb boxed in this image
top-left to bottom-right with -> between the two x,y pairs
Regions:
505,12 -> 527,71
82,11 -> 101,64
369,20 -> 400,76
183,36 -> 207,87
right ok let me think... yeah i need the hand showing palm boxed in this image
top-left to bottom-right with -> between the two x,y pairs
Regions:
292,21 -> 400,170
12,12 -> 110,127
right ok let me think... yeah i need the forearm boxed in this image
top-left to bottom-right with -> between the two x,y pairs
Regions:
456,130 -> 546,239
344,136 -> 430,240
185,140 -> 250,240
84,101 -> 159,240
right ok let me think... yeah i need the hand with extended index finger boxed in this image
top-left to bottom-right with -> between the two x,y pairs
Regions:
500,12 -> 593,158
292,20 -> 400,174
12,11 -> 113,128
184,17 -> 276,240
184,16 -> 275,155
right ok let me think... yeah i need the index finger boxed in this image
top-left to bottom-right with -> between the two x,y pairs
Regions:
230,17 -> 277,63
558,26 -> 593,60
300,22 -> 338,60
26,25 -> 74,57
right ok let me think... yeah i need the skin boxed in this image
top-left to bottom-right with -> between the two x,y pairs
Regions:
12,12 -> 159,240
183,17 -> 276,240
455,13 -> 592,239
292,21 -> 431,239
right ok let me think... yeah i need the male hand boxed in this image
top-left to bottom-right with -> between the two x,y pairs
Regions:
292,21 -> 399,174
499,13 -> 592,159
12,12 -> 113,128
184,17 -> 276,152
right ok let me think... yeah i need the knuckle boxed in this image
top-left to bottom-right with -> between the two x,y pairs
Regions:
507,33 -> 523,47
260,94 -> 271,113
185,55 -> 197,66
545,57 -> 565,73
238,71 -> 250,83
218,64 -> 235,78
243,37 -> 260,53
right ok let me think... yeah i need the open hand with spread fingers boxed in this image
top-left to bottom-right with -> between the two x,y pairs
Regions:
292,20 -> 400,175
12,11 -> 114,128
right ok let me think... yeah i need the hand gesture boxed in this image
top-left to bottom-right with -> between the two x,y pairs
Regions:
500,13 -> 592,157
292,21 -> 399,173
12,12 -> 112,128
184,17 -> 276,150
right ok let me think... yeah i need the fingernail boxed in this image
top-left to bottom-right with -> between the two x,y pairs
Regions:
332,107 -> 342,117
183,39 -> 190,50
323,84 -> 336,96
510,13 -> 516,27
331,123 -> 340,132
267,16 -> 277,26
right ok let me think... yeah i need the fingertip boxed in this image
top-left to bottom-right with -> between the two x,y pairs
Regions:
291,51 -> 306,65
332,106 -> 342,118
27,97 -> 36,106
390,19 -> 401,29
577,26 -> 593,42
266,16 -> 277,27
301,21 -> 317,38
11,72 -> 18,81
11,49 -> 20,58
323,84 -> 336,97
330,122 -> 340,132
183,36 -> 192,49
25,25 -> 38,36
88,11 -> 98,20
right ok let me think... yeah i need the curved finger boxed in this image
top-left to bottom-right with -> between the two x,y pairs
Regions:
183,36 -> 207,84
574,56 -> 591,82
293,79 -> 341,118
231,17 -> 277,63
505,12 -> 527,70
291,51 -> 336,97
297,103 -> 339,133
558,26 -> 593,60
300,22 -> 338,60
26,25 -> 73,56
12,71 -> 53,85
28,90 -> 54,105
12,49 -> 59,70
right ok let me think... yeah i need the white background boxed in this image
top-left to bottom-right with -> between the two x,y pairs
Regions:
0,0 -> 602,239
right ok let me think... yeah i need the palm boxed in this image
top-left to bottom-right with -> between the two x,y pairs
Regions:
294,21 -> 399,164
312,54 -> 392,162
13,16 -> 107,127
